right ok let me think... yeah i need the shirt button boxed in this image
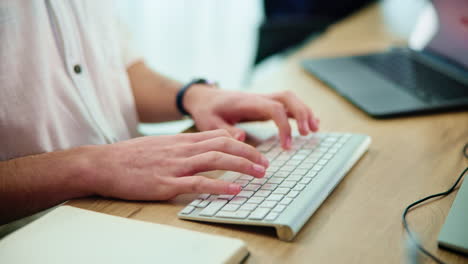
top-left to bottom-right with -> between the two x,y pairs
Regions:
73,64 -> 82,74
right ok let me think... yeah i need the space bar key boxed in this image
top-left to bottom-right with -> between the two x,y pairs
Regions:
199,200 -> 228,216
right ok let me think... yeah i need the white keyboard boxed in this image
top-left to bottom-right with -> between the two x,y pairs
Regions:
178,133 -> 371,241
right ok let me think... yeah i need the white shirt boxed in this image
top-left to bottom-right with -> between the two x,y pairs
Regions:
0,0 -> 141,161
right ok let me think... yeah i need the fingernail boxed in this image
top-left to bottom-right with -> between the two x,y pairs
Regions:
235,132 -> 245,141
228,184 -> 241,194
261,156 -> 269,167
253,164 -> 265,173
313,118 -> 320,130
303,120 -> 310,133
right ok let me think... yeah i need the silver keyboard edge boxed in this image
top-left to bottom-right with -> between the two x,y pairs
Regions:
275,134 -> 371,241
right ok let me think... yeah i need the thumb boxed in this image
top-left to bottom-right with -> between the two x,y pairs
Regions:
211,117 -> 246,142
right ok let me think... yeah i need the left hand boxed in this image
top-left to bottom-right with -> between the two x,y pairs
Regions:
184,85 -> 320,149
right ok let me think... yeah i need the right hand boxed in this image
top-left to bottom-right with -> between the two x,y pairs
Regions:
82,129 -> 269,200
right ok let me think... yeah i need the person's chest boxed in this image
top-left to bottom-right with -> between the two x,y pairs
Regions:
0,1 -> 136,161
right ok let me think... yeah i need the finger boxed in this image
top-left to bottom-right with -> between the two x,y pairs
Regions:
229,96 -> 291,149
175,129 -> 233,143
307,109 -> 320,132
172,176 -> 242,195
273,91 -> 311,136
210,116 -> 247,141
265,100 -> 292,149
185,136 -> 269,167
184,151 -> 266,178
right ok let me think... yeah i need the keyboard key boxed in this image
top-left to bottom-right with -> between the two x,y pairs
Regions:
273,188 -> 290,195
248,197 -> 264,204
300,177 -> 312,184
285,160 -> 301,166
287,191 -> 300,198
240,203 -> 257,211
280,181 -> 296,188
248,208 -> 271,220
218,194 -> 234,200
197,200 -> 210,208
320,142 -> 334,147
261,183 -> 278,190
293,169 -> 308,175
275,155 -> 289,161
222,171 -> 241,182
216,210 -> 250,219
293,184 -> 305,191
255,190 -> 272,197
306,171 -> 318,178
299,162 -> 315,168
272,205 -> 286,213
280,165 -> 296,172
244,184 -> 261,192
267,194 -> 284,201
266,166 -> 279,172
291,154 -> 307,160
297,149 -> 312,155
222,204 -> 240,211
265,212 -> 279,221
272,160 -> 286,166
234,180 -> 250,187
317,160 -> 328,166
268,177 -> 283,184
251,178 -> 268,185
199,199 -> 228,216
288,175 -> 302,181
259,200 -> 277,208
279,197 -> 293,205
240,175 -> 254,180
311,165 -> 324,171
229,197 -> 247,205
258,144 -> 273,152
237,191 -> 254,198
180,206 -> 195,215
189,199 -> 202,206
329,147 -> 339,154
274,171 -> 290,178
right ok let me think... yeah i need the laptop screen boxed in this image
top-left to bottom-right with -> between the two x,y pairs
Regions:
424,0 -> 468,69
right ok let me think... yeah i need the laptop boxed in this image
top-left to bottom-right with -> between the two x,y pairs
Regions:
438,173 -> 468,256
302,0 -> 468,118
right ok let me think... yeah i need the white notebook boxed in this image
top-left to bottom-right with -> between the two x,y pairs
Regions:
0,206 -> 248,264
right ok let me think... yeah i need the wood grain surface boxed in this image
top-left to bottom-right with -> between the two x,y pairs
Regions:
68,4 -> 468,264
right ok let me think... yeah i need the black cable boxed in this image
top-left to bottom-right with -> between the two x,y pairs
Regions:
402,143 -> 468,264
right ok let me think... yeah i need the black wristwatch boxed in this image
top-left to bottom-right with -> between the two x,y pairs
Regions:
176,78 -> 217,116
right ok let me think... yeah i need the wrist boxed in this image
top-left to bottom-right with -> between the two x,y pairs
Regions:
63,145 -> 101,197
183,84 -> 218,116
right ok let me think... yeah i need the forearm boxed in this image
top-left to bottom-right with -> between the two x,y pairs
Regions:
127,61 -> 184,123
0,147 -> 93,224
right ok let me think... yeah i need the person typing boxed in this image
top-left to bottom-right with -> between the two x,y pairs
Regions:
0,1 -> 319,226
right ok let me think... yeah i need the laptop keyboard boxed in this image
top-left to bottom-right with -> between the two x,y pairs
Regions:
354,49 -> 468,101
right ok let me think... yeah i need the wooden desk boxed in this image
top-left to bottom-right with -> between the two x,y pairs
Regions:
69,4 -> 468,263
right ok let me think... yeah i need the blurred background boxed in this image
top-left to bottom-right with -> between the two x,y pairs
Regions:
115,0 -> 429,134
